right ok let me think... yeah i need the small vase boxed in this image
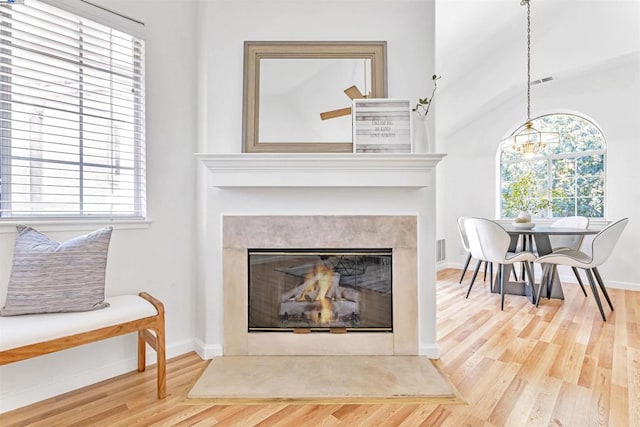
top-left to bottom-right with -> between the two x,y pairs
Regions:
413,115 -> 432,153
512,210 -> 535,229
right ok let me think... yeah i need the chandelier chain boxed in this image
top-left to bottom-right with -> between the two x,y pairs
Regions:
526,0 -> 531,121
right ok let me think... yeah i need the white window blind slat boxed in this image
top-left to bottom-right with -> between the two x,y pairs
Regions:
5,124 -> 140,148
0,54 -> 142,95
0,33 -> 142,80
40,0 -> 145,40
0,0 -> 146,219
1,91 -> 138,124
8,163 -> 143,181
6,3 -> 142,49
0,68 -> 142,104
0,77 -> 141,111
0,14 -> 142,66
2,104 -> 145,133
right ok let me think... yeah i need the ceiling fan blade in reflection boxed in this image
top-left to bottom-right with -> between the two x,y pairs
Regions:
344,85 -> 364,100
320,107 -> 352,120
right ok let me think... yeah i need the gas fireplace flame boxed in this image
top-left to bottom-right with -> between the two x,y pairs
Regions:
295,261 -> 337,324
279,258 -> 362,328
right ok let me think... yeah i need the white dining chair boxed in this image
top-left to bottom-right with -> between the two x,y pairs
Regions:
465,218 -> 536,310
535,218 -> 629,321
458,216 -> 492,287
549,216 -> 590,250
457,217 -> 472,284
549,216 -> 590,296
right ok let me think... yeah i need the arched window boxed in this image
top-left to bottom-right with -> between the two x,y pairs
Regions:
500,113 -> 606,219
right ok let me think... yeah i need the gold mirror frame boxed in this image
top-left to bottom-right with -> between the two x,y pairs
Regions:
242,41 -> 388,153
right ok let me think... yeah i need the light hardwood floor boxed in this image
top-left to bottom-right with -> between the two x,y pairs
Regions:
3,268 -> 639,426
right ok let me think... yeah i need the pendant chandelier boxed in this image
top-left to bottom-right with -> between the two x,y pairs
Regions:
504,0 -> 559,157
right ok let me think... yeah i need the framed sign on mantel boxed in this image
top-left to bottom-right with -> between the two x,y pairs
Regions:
352,99 -> 412,153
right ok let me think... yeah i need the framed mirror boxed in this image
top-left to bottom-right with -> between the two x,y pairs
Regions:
243,41 -> 387,153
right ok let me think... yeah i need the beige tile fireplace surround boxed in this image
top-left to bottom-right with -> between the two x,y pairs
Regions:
223,215 -> 418,356
196,153 -> 446,359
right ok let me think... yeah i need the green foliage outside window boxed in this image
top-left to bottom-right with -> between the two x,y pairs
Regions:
501,114 -> 605,219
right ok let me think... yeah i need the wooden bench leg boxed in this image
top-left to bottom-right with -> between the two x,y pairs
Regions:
155,326 -> 166,399
137,330 -> 146,373
138,328 -> 166,399
138,292 -> 166,399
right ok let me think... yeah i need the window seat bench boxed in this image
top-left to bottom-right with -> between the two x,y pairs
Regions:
0,292 -> 166,399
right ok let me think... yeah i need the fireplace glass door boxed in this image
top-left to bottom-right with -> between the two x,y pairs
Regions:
248,249 -> 392,332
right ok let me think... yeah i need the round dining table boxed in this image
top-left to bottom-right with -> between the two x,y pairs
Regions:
497,225 -> 599,301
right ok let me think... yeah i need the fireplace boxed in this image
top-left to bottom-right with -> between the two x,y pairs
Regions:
197,153 -> 445,358
248,249 -> 392,332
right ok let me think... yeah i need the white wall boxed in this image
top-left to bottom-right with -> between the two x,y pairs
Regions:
196,0 -> 436,153
0,0 -> 199,412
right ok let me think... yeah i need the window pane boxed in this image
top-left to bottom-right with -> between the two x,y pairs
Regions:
552,198 -> 575,217
500,114 -> 606,219
577,154 -> 604,176
577,197 -> 604,217
538,114 -> 606,154
577,176 -> 604,199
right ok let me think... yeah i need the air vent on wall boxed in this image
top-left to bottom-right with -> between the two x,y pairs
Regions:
531,76 -> 556,86
436,239 -> 446,262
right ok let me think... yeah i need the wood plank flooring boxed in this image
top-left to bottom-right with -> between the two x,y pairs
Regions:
3,268 -> 639,426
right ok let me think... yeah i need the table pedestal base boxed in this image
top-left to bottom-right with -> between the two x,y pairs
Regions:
491,264 -> 565,304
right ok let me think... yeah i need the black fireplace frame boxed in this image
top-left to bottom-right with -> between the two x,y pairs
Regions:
247,248 -> 393,333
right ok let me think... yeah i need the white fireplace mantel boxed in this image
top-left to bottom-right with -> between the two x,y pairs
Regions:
195,153 -> 446,187
195,151 -> 446,360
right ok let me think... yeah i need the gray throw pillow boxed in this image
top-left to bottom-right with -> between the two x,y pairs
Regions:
0,225 -> 113,316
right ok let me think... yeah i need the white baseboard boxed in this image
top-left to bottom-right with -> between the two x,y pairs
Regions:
420,343 -> 440,359
444,262 -> 640,292
435,261 -> 449,272
194,338 -> 222,360
556,272 -> 640,292
0,338 -> 196,414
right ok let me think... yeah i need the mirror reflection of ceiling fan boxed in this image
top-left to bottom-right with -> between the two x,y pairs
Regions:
319,85 -> 368,120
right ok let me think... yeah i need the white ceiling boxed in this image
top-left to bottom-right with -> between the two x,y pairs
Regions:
435,0 -> 640,135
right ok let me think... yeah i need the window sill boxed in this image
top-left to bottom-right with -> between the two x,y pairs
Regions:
0,218 -> 152,234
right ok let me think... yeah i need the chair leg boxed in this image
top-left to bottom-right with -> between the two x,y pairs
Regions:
546,265 -> 557,299
524,261 -> 536,304
511,267 -> 518,282
483,261 -> 488,282
585,269 -> 607,321
466,260 -> 482,298
536,264 -> 548,307
500,264 -> 507,311
459,252 -> 472,284
572,267 -> 588,297
489,262 -> 493,287
592,267 -> 614,311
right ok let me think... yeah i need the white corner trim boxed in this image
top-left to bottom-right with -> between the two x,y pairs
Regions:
195,153 -> 446,188
194,338 -> 223,360
420,343 -> 440,359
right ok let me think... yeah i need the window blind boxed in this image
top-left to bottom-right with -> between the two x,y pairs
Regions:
0,0 -> 146,219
